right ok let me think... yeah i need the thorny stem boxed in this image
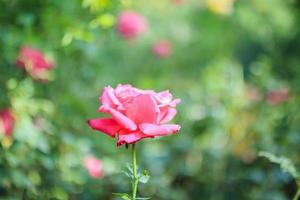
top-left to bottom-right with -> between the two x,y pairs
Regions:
132,143 -> 138,200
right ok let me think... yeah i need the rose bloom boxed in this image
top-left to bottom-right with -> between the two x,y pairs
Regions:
16,46 -> 54,81
172,0 -> 185,5
117,11 -> 148,40
88,84 -> 181,146
0,109 -> 15,138
266,88 -> 289,106
152,40 -> 172,58
83,155 -> 103,179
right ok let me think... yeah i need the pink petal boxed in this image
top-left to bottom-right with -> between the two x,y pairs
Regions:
126,94 -> 159,124
115,84 -> 144,104
158,90 -> 172,99
152,91 -> 181,107
0,109 -> 15,137
107,108 -> 137,131
99,86 -> 120,108
159,107 -> 177,124
169,98 -> 181,107
115,84 -> 133,94
152,90 -> 172,105
117,11 -> 148,39
98,105 -> 109,112
83,155 -> 103,178
152,40 -> 172,58
139,123 -> 181,136
87,118 -> 121,137
16,46 -> 53,69
117,130 -> 149,146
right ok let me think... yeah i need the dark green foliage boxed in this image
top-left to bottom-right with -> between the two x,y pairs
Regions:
0,0 -> 300,199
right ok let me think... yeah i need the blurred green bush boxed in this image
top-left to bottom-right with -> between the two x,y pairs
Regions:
0,0 -> 300,199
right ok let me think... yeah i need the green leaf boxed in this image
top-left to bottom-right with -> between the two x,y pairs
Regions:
89,13 -> 115,29
139,170 -> 150,184
121,170 -> 133,179
259,151 -> 300,179
52,187 -> 68,200
136,197 -> 151,200
62,33 -> 73,46
112,193 -> 132,200
126,164 -> 134,174
121,164 -> 134,179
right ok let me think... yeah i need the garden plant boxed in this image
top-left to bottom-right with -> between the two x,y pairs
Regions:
0,0 -> 300,199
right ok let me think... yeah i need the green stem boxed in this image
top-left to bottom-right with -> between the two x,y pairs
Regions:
132,143 -> 138,200
293,187 -> 300,200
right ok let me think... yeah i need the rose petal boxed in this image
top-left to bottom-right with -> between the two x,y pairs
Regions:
159,107 -> 177,124
99,86 -> 120,108
117,130 -> 149,146
87,118 -> 121,137
169,98 -> 181,107
152,90 -> 172,105
126,94 -> 159,124
107,108 -> 137,131
115,84 -> 133,94
117,11 -> 147,39
152,91 -> 181,107
139,123 -> 181,136
83,155 -> 103,178
115,84 -> 143,104
0,109 -> 15,137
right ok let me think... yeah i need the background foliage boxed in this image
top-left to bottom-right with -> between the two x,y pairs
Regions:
1,0 -> 300,199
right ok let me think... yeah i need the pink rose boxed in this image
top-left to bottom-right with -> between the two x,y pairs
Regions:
88,84 -> 181,146
172,0 -> 185,5
266,88 -> 289,106
0,109 -> 15,138
83,155 -> 103,179
16,46 -> 54,81
152,40 -> 172,58
117,11 -> 148,40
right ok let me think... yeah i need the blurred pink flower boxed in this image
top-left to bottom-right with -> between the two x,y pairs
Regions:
88,84 -> 181,146
117,11 -> 148,40
83,155 -> 103,179
245,87 -> 262,104
0,109 -> 15,138
172,0 -> 185,5
266,88 -> 289,106
16,46 -> 54,81
152,40 -> 172,58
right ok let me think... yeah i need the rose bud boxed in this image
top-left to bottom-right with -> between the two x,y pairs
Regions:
172,0 -> 185,5
152,40 -> 172,58
83,155 -> 103,179
117,11 -> 148,40
266,88 -> 289,106
16,46 -> 54,81
0,109 -> 15,138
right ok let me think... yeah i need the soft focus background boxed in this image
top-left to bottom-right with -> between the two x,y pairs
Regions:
1,0 -> 300,199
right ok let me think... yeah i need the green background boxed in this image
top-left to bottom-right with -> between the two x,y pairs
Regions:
0,0 -> 300,199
